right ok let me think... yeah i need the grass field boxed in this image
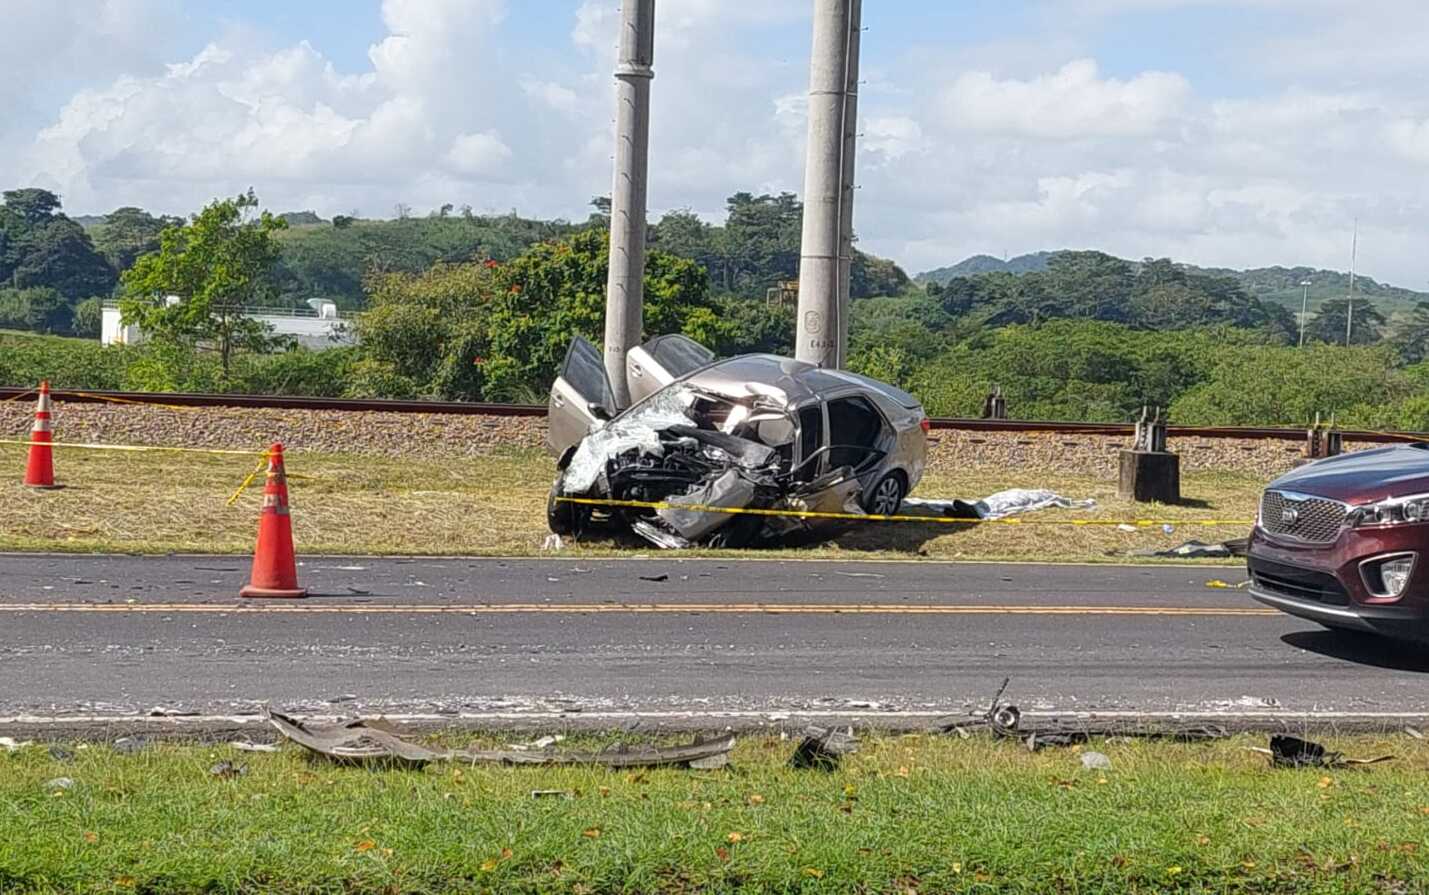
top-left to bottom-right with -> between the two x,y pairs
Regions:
2,445 -> 1258,562
2,732 -> 1426,894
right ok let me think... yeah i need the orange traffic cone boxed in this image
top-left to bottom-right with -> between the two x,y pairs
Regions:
240,443 -> 306,598
23,381 -> 58,489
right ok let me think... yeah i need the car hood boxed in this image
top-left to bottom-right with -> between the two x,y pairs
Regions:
1269,443 -> 1429,504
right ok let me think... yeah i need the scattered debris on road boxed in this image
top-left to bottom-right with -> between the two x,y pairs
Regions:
788,726 -> 858,770
1253,735 -> 1394,769
265,709 -> 736,769
1132,537 -> 1249,559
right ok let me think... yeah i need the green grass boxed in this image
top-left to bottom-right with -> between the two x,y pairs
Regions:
2,733 -> 1427,893
0,445 -> 1258,563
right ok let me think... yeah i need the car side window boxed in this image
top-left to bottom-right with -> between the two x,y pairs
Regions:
796,404 -> 824,482
826,396 -> 885,471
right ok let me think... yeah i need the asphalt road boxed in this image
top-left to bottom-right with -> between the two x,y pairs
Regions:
3,554 -> 1428,732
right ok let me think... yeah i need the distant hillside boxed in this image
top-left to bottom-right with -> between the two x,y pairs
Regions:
917,252 -> 1054,284
1183,263 -> 1428,317
919,251 -> 1429,316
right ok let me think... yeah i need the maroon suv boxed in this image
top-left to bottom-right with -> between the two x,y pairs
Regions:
1249,443 -> 1429,638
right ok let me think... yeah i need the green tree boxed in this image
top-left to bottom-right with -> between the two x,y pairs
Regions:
481,228 -> 712,401
71,296 -> 104,337
91,207 -> 180,272
0,287 -> 69,333
1394,301 -> 1429,364
1171,344 -> 1406,427
352,229 -> 712,402
11,217 -> 116,301
119,190 -> 289,379
1306,297 -> 1385,345
349,260 -> 500,399
2,188 -> 62,224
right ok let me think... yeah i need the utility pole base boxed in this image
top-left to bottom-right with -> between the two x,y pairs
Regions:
1117,450 -> 1181,505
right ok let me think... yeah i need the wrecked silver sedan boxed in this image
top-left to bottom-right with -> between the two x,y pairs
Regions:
544,335 -> 928,548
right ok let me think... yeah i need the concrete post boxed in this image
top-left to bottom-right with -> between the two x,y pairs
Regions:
603,0 -> 656,408
796,0 -> 853,368
835,0 -> 861,363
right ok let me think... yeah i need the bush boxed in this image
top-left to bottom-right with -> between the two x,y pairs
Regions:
232,348 -> 358,397
1170,344 -> 1408,428
0,330 -> 127,389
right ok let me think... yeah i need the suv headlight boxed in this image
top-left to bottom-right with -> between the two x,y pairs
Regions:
1350,494 -> 1429,528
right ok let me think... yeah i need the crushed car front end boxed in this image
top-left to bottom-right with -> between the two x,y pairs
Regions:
543,337 -> 928,549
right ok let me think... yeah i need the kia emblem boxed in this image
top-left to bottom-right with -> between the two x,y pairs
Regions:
1280,505 -> 1299,525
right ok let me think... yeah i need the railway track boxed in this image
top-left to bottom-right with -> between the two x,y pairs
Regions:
0,385 -> 1419,444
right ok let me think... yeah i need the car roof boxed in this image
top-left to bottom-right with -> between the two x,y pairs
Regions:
680,354 -> 922,410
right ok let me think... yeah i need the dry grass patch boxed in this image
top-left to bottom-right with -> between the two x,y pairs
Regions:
2,444 -> 1260,563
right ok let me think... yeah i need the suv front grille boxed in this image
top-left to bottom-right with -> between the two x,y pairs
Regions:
1259,490 -> 1347,544
1249,557 -> 1350,606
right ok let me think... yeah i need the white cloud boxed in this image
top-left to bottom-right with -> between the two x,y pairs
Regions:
445,131 -> 514,178
939,59 -> 1191,139
10,0 -> 1429,291
1387,118 -> 1429,164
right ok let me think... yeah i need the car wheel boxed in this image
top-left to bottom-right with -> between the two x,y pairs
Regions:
863,471 -> 907,516
547,478 -> 590,535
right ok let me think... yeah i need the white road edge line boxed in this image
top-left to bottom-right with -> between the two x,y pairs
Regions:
3,709 -> 1427,726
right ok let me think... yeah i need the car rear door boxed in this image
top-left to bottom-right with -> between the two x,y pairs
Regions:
626,334 -> 716,404
546,337 -> 617,459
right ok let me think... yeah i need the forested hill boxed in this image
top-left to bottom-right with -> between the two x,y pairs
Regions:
919,250 -> 1429,314
917,252 -> 1054,283
71,192 -> 911,312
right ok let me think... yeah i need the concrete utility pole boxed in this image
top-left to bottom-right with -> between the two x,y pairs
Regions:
796,0 -> 859,368
603,0 -> 656,408
835,0 -> 862,361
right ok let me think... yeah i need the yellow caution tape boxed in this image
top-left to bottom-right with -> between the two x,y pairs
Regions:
557,496 -> 1252,527
0,438 -> 266,457
226,456 -> 270,506
63,390 -> 204,412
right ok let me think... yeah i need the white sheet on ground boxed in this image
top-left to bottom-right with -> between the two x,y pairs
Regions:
904,488 -> 1096,520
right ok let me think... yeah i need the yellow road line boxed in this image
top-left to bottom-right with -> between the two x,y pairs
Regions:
0,602 -> 1276,617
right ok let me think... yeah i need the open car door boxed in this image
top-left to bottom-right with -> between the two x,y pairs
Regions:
546,337 -> 617,460
625,334 -> 716,404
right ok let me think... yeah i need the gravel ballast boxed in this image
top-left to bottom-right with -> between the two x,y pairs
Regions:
1,399 -> 1349,477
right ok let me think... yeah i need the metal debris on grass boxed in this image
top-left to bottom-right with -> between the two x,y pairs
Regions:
1250,735 -> 1394,769
265,708 -> 735,769
788,726 -> 858,770
939,677 -> 1229,750
1080,751 -> 1112,771
230,741 -> 281,753
209,761 -> 248,779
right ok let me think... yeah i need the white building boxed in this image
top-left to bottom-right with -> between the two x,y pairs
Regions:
101,298 -> 355,350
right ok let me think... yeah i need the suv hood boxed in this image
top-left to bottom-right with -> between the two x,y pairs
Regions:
1269,443 -> 1429,504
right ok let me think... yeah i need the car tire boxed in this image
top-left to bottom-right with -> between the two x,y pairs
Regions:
547,478 -> 590,535
863,471 -> 907,516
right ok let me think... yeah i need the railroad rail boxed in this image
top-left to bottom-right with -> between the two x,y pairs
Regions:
0,385 -> 1420,444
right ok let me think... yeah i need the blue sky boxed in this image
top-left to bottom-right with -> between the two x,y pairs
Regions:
4,0 -> 1429,285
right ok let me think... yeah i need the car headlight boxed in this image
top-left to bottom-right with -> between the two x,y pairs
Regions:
1350,494 -> 1429,528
